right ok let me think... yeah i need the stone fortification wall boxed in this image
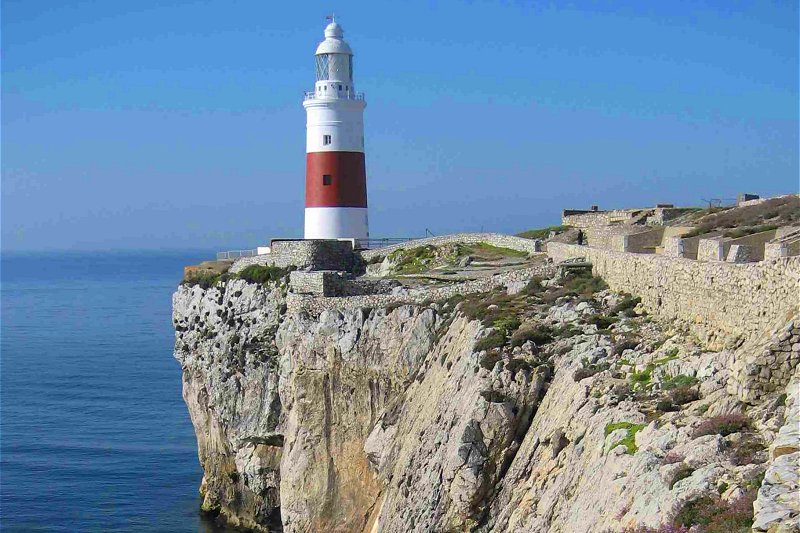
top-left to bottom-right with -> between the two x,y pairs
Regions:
619,227 -> 665,253
360,233 -> 542,262
546,242 -> 800,350
286,263 -> 556,315
231,240 -> 356,274
584,226 -> 644,250
562,209 -> 643,228
289,271 -> 398,297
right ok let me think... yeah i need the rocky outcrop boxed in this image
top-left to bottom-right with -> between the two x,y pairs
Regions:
173,268 -> 798,532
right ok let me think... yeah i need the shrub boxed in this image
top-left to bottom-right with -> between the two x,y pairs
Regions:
493,316 -> 521,337
672,491 -> 756,532
237,264 -> 291,285
511,325 -> 553,347
630,365 -> 653,387
182,271 -> 221,289
562,271 -> 608,297
475,331 -> 506,352
587,314 -> 618,331
730,435 -> 766,466
479,349 -> 502,370
656,399 -> 679,413
692,414 -> 749,438
662,374 -> 698,391
611,294 -> 642,316
667,385 -> 700,406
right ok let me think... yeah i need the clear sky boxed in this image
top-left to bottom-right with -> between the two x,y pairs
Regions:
3,0 -> 798,252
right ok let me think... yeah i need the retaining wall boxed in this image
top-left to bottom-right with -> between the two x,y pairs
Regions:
546,242 -> 800,349
231,240 -> 357,274
359,233 -> 542,262
286,263 -> 557,315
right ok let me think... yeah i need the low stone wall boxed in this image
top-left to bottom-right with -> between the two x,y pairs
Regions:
289,271 -> 398,297
360,233 -> 542,262
546,242 -> 800,350
584,226 -> 644,250
286,263 -> 557,315
231,240 -> 356,274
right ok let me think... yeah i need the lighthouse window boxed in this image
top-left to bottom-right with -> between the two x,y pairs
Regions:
338,84 -> 342,90
322,174 -> 332,186
323,135 -> 331,145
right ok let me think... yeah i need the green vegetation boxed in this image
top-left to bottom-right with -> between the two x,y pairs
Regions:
237,264 -> 293,285
662,374 -> 698,390
630,365 -> 654,387
182,270 -> 223,289
457,242 -> 528,260
517,225 -> 570,240
724,224 -> 778,239
475,331 -> 506,352
388,245 -> 438,274
604,422 -> 646,455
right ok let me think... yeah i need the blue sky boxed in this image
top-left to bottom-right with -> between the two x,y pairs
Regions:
3,0 -> 797,251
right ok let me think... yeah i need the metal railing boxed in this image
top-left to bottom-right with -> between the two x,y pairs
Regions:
356,237 -> 414,250
216,249 -> 257,261
303,91 -> 365,101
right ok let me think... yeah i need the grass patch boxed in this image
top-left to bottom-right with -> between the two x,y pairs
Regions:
460,242 -> 528,260
517,225 -> 570,240
388,245 -> 438,274
604,422 -> 646,455
236,264 -> 292,285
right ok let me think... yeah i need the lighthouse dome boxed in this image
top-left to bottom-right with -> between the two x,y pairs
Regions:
315,22 -> 353,55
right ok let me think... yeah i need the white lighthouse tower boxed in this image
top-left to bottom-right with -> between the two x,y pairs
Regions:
303,19 -> 369,240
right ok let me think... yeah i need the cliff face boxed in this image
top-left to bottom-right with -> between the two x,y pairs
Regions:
173,272 -> 799,532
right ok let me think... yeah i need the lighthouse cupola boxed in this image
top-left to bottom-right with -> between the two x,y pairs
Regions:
303,19 -> 369,241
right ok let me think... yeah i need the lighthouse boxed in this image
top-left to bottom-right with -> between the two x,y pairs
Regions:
303,19 -> 369,241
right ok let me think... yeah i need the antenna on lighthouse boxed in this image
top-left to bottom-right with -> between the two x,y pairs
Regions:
326,13 -> 336,23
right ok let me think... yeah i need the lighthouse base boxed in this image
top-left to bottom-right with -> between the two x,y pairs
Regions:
304,207 -> 369,240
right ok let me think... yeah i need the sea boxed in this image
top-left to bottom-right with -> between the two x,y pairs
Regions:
1,250 -> 232,532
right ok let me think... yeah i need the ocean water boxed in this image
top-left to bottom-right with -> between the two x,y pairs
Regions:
1,250 -> 229,532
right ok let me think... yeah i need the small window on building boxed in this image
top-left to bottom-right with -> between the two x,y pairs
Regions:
338,84 -> 342,90
323,134 -> 332,145
324,86 -> 327,91
322,174 -> 332,186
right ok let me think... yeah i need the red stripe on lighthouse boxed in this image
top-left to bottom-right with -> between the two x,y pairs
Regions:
305,151 -> 368,208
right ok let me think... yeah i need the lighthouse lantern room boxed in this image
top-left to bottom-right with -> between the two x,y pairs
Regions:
303,19 -> 369,240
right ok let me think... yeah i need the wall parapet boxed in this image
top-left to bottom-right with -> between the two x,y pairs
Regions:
359,233 -> 542,262
546,242 -> 800,350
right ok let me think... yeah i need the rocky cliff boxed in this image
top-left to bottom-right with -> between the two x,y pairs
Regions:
173,267 -> 799,532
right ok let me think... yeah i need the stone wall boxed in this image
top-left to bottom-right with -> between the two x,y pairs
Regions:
697,237 -> 725,262
231,240 -> 357,274
561,209 -> 643,228
616,227 -> 665,254
289,271 -> 398,297
286,263 -> 557,315
584,226 -> 644,250
729,320 -> 800,403
360,233 -> 542,262
546,242 -> 800,350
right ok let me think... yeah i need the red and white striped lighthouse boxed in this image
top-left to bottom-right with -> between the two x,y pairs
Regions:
303,19 -> 369,240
